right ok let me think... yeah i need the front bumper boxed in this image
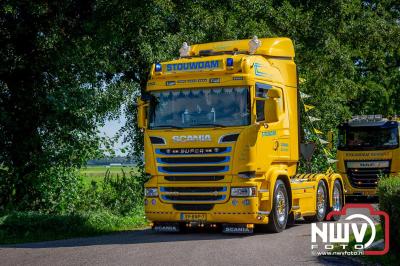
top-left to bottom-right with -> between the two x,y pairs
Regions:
145,196 -> 269,224
342,175 -> 377,196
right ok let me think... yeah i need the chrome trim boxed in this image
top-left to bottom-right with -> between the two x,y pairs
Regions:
161,195 -> 227,202
292,186 -> 314,190
155,146 -> 232,156
156,156 -> 230,165
290,179 -> 309,183
257,211 -> 270,215
160,186 -> 228,193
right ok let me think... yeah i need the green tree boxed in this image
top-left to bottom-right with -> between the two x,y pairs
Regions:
0,1 -> 129,211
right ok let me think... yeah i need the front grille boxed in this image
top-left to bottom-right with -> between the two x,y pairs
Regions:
164,175 -> 224,182
157,156 -> 228,164
347,168 -> 390,188
162,195 -> 225,201
161,187 -> 226,193
156,147 -> 230,156
158,165 -> 228,174
155,146 -> 231,175
160,186 -> 228,203
173,204 -> 214,211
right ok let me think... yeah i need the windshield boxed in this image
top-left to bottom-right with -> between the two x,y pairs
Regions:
148,87 -> 250,129
338,126 -> 399,150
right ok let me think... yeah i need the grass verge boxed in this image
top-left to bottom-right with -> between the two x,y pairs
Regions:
0,207 -> 147,245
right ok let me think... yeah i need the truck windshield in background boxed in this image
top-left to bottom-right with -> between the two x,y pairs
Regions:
148,87 -> 250,129
338,126 -> 399,150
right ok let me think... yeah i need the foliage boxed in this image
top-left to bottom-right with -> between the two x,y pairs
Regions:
79,169 -> 144,216
0,1 -> 133,207
378,176 -> 400,256
0,168 -> 147,244
0,209 -> 146,244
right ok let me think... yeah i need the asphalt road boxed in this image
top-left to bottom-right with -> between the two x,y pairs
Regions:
0,204 -> 379,266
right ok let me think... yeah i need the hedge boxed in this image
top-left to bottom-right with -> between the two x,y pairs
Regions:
378,176 -> 400,256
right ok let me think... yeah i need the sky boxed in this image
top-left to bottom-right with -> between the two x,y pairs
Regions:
99,115 -> 127,156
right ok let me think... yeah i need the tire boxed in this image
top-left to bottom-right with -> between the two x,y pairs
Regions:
304,180 -> 328,222
287,212 -> 296,227
266,179 -> 289,233
327,180 -> 344,221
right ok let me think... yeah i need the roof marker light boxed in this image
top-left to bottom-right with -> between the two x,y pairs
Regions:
155,63 -> 162,72
226,58 -> 234,67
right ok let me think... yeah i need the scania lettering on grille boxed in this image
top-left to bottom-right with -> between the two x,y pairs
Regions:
172,135 -> 212,142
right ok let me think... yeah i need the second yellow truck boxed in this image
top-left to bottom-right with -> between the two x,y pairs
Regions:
337,115 -> 400,198
138,37 -> 344,233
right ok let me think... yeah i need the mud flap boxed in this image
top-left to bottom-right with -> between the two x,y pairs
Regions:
153,223 -> 180,232
222,224 -> 254,234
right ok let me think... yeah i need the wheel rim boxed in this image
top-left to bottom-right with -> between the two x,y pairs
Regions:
276,190 -> 287,225
317,185 -> 326,216
333,185 -> 342,211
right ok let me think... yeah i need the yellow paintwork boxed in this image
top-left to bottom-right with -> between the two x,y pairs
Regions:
188,38 -> 295,58
141,38 -> 343,226
337,148 -> 400,196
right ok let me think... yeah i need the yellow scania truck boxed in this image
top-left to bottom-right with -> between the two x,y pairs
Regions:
137,37 -> 344,233
337,115 -> 400,198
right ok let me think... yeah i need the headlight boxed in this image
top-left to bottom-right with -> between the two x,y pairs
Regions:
145,187 -> 158,197
231,187 -> 256,197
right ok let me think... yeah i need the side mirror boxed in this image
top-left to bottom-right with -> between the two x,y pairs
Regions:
327,130 -> 334,150
137,97 -> 147,129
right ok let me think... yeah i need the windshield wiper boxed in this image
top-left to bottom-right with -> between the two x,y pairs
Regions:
191,123 -> 226,128
153,125 -> 183,129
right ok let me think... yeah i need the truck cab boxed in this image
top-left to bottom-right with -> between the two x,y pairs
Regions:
138,37 -> 344,233
337,115 -> 400,198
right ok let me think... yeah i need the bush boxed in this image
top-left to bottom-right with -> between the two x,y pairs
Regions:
378,176 -> 400,256
0,166 -> 147,243
78,169 -> 144,216
0,166 -> 83,214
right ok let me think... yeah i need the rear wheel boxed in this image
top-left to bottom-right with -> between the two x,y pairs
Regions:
304,180 -> 328,222
327,180 -> 343,221
266,179 -> 289,233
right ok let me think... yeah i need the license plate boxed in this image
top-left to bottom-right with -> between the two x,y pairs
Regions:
180,213 -> 207,222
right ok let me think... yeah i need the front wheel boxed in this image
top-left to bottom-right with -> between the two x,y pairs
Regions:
266,179 -> 289,233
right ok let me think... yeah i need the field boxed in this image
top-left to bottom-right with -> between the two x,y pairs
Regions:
80,165 -> 139,187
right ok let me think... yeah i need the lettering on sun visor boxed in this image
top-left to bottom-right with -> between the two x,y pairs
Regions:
166,60 -> 220,72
